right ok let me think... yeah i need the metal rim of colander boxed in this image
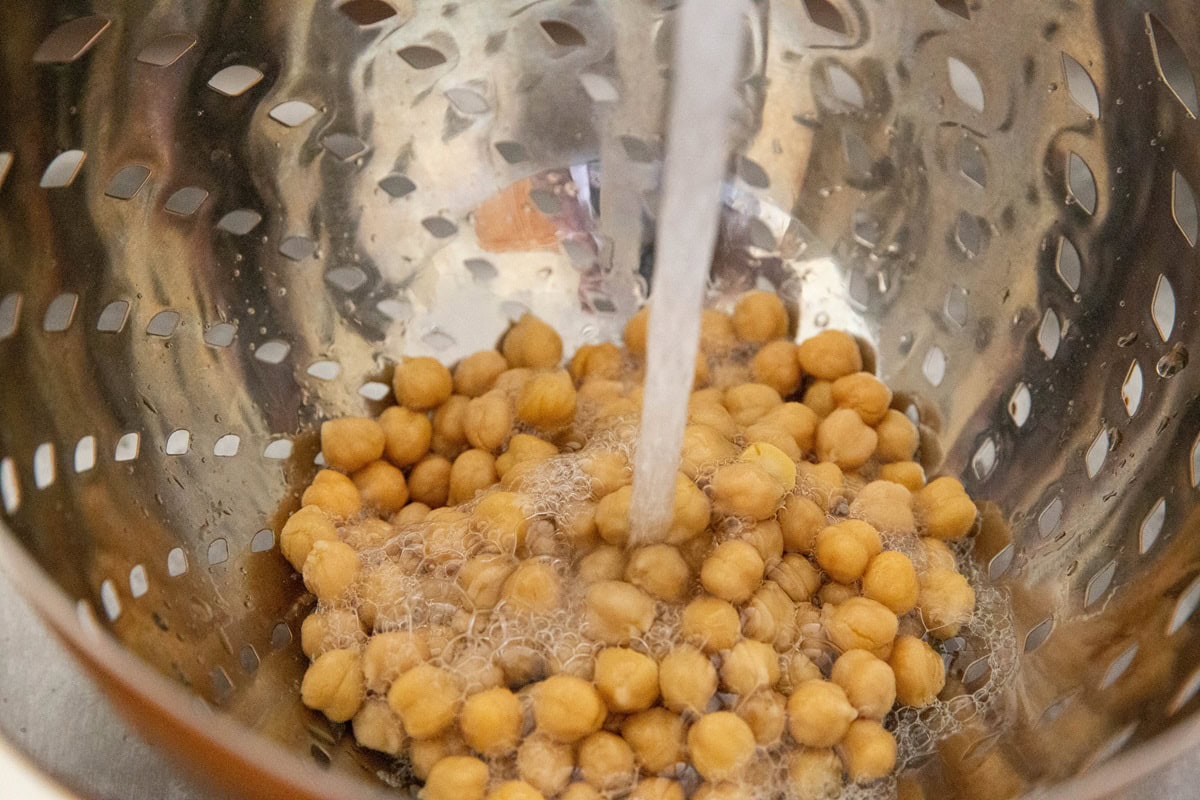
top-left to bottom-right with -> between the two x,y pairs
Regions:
1,515 -> 1198,799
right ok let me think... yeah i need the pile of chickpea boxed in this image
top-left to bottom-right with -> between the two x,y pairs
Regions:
282,291 -> 982,800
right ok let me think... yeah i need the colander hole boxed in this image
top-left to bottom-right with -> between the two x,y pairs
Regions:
114,432 -> 141,462
39,150 -> 87,189
279,236 -> 317,262
1139,498 -> 1167,554
494,140 -> 530,164
1066,152 -> 1097,215
270,622 -> 292,650
239,644 -> 261,674
988,544 -> 1014,581
216,209 -> 262,236
1041,691 -> 1078,725
321,133 -> 367,161
73,436 -> 96,473
1008,383 -> 1031,428
954,211 -> 984,258
957,137 -> 986,187
1168,666 -> 1200,716
255,340 -> 291,364
420,330 -> 457,351
207,65 -> 264,97
96,300 -> 130,333
947,57 -> 985,113
379,174 -> 416,199
1037,309 -> 1061,360
539,20 -> 587,50
1121,360 -> 1143,417
1084,559 -> 1117,608
1100,643 -> 1138,690
397,45 -> 448,71
104,164 -> 151,200
1084,429 -> 1109,479
421,217 -> 458,238
163,186 -> 209,217
579,72 -> 619,104
1024,618 -> 1054,653
1037,495 -> 1063,537
165,430 -> 191,456
971,436 -> 997,481
359,382 -> 392,401
269,100 -> 318,128
934,0 -> 969,19
134,32 -> 196,67
32,443 -> 54,490
208,538 -> 229,566
528,188 -> 561,215
310,743 -> 332,768
1146,14 -> 1199,118
1191,434 -> 1200,487
99,579 -> 121,621
307,361 -> 342,380
250,529 -> 275,553
204,322 -> 237,348
824,63 -> 865,109
0,293 -> 20,340
922,346 -> 946,387
167,547 -> 188,577
146,310 -> 180,337
338,0 -> 398,25
43,293 -> 79,332
737,156 -> 771,189
445,87 -> 491,115
1171,170 -> 1198,246
1151,274 -> 1176,341
0,152 -> 13,191
1083,722 -> 1138,771
1055,236 -> 1081,292
214,434 -> 240,457
263,440 -> 293,460
33,16 -> 110,63
0,458 -> 19,513
129,564 -> 148,599
802,0 -> 848,33
211,667 -> 234,704
378,298 -> 414,320
1168,575 -> 1200,636
1061,53 -> 1100,118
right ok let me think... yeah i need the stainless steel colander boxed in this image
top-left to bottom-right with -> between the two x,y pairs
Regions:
2,1 -> 1200,798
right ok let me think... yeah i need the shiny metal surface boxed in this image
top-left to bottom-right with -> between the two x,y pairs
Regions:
0,1 -> 1199,799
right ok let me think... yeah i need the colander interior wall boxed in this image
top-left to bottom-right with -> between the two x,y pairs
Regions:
1,1 -> 1199,797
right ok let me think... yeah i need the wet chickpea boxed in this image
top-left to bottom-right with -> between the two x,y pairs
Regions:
596,485 -> 633,546
532,674 -> 607,743
388,663 -> 461,739
473,491 -> 529,551
394,357 -> 453,411
732,291 -> 789,343
786,748 -> 843,800
889,635 -> 946,707
839,719 -> 897,782
825,597 -> 899,659
362,631 -> 429,693
831,650 -> 896,720
431,394 -> 470,456
700,308 -> 738,352
770,555 -> 823,603
786,679 -> 856,748
720,639 -> 781,695
831,372 -> 892,426
814,520 -> 880,583
301,648 -> 365,723
914,477 -> 977,540
752,340 -> 802,396
583,450 -> 630,498
578,731 -> 636,791
458,554 -> 516,610
578,545 -> 627,584
688,711 -> 758,782
496,433 -> 559,478
378,406 -> 433,467
516,735 -> 575,795
454,350 -> 509,397
796,461 -> 845,512
743,422 -> 802,462
394,501 -> 431,525
700,541 -> 766,604
787,652 -> 823,688
711,462 -> 786,520
625,544 -> 690,602
570,342 -> 624,382
459,686 -> 522,756
302,469 -> 361,519
423,755 -> 489,800
660,644 -> 718,714
517,370 -> 577,429
352,460 -> 409,515
281,506 -> 338,571
558,502 -> 598,550
743,580 -> 795,647
736,690 -> 788,745
594,647 -> 659,712
495,367 -> 535,396
621,708 -> 686,774
918,567 -> 975,638
682,595 -> 742,653
503,314 -> 564,369
352,699 -> 406,756
690,399 -> 739,438
816,408 -> 879,471
561,784 -> 603,800
585,580 -> 657,644
875,409 -> 919,462
920,537 -> 958,572
681,424 -> 738,479
303,540 -> 360,601
761,402 -> 820,452
665,473 -> 710,541
623,307 -> 649,356
818,582 -> 859,606
449,449 -> 498,505
803,380 -> 837,417
629,777 -> 685,800
501,560 -> 561,614
408,454 -> 452,508
779,496 -> 824,554
724,382 -> 784,426
862,551 -> 920,614
797,330 -> 863,381
488,782 -> 546,800
301,608 -> 364,660
850,480 -> 915,534
743,520 -> 785,567
462,392 -> 511,452
321,417 -> 386,473
740,441 -> 797,492
879,460 -> 926,491
694,783 -> 754,800
410,734 -> 469,781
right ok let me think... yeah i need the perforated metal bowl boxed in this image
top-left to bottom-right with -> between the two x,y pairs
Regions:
2,1 -> 1200,798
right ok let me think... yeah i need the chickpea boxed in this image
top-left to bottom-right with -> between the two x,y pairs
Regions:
889,635 -> 946,707
787,652 -> 823,688
321,417 -> 386,473
831,650 -> 897,720
393,501 -> 431,525
918,567 -> 975,638
495,367 -> 535,396
777,496 -> 821,554
711,462 -> 786,520
850,480 -> 915,534
454,349 -> 509,397
732,291 -> 788,343
803,380 -> 836,417
700,541 -> 766,604
578,731 -> 636,791
387,663 -> 461,739
623,308 -> 649,356
786,679 -> 856,748
742,520 -> 785,567
687,711 -> 757,782
862,551 -> 920,614
596,396 -> 640,421
376,407 -> 432,469
496,433 -> 559,478
786,748 -> 843,800
813,520 -> 879,583
281,506 -> 338,571
302,469 -> 361,519
582,450 -> 630,498
362,631 -> 429,693
561,785 -> 602,800
624,544 -> 690,602
830,372 -> 892,426
459,392 -> 510,453
816,408 -> 879,470
301,608 -> 364,659
797,330 -> 863,381
628,777 -> 685,800
409,454 -> 452,507
356,561 -> 411,630
459,686 -> 522,755
584,580 -> 657,645
621,708 -> 686,774
839,719 -> 896,782
760,402 -> 820,453
749,341 -> 801,397
422,755 -> 489,800
914,477 -> 977,540
879,460 -> 926,491
743,423 -> 802,461
743,580 -> 797,647
690,399 -> 740,438
658,644 -> 718,713
431,394 -> 470,457
741,442 -> 797,492
352,699 -> 406,756
592,647 -> 659,712
301,648 -> 365,723
795,461 -> 845,511
503,314 -> 564,369
875,409 -> 919,462
681,424 -> 738,479
501,560 -> 562,614
303,540 -> 360,601
669,472 -> 713,543
700,308 -> 738,352
724,383 -> 784,426
449,449 -> 498,505
694,783 -> 754,800
410,734 -> 469,781
920,537 -> 958,572
720,639 -> 781,695
351,460 -> 409,515
770,554 -> 822,603
681,595 -> 742,653
570,343 -> 624,382
735,690 -> 787,745
818,582 -> 859,606
578,545 -> 627,584
824,597 -> 899,659
487,782 -> 546,800
470,491 -> 527,549
596,484 -> 633,546
392,357 -> 453,411
532,674 -> 607,742
517,370 -> 577,429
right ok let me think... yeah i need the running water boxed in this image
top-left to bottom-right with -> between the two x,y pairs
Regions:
628,0 -> 749,542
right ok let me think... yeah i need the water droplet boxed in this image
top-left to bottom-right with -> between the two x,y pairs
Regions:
814,311 -> 830,327
1157,343 -> 1189,378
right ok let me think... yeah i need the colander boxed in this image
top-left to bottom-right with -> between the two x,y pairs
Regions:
1,1 -> 1199,799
